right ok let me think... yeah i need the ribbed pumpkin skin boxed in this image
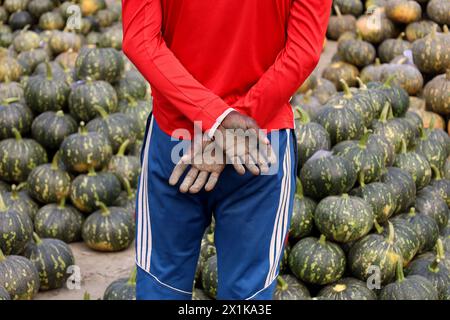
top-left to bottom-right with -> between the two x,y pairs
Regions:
0,56 -> 22,82
68,80 -> 118,122
381,167 -> 416,214
300,155 -> 357,200
3,187 -> 39,221
406,257 -> 450,299
27,0 -> 54,18
0,203 -> 33,255
385,0 -> 422,24
114,70 -> 148,101
0,100 -> 33,140
55,50 -> 79,70
378,35 -> 411,63
427,0 -> 450,25
333,0 -> 363,16
394,151 -> 431,190
8,11 -> 34,32
0,285 -> 10,300
75,47 -> 124,83
372,117 -> 408,154
403,112 -> 423,143
49,31 -> 82,55
107,154 -> 140,189
322,61 -> 359,90
380,61 -> 424,96
192,289 -> 211,300
82,206 -> 134,252
0,81 -> 24,102
34,202 -> 84,243
429,179 -> 450,207
12,30 -> 40,53
31,111 -> 78,150
26,163 -> 71,204
406,21 -> 441,42
415,187 -> 449,231
113,190 -> 136,219
379,274 -> 439,300
288,236 -> 346,285
338,38 -> 376,67
273,275 -> 310,300
296,121 -> 331,165
38,11 -> 64,30
0,254 -> 39,300
99,26 -> 123,50
312,78 -> 336,104
415,136 -> 447,171
293,95 -> 324,121
103,278 -> 136,300
16,48 -> 49,76
316,277 -> 377,300
368,81 -> 410,118
367,134 -> 396,167
326,13 -> 356,41
412,30 -> 450,75
202,255 -> 218,299
423,73 -> 450,115
428,129 -> 450,158
4,0 -> 29,13
118,99 -> 152,140
289,195 -> 316,241
23,237 -> 75,290
382,220 -> 420,265
60,130 -> 112,173
70,171 -> 122,213
0,135 -> 48,183
315,195 -> 373,243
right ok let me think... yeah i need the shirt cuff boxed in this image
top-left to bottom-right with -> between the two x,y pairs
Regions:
207,107 -> 236,139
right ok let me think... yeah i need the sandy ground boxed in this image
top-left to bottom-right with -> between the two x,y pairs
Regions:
35,41 -> 337,301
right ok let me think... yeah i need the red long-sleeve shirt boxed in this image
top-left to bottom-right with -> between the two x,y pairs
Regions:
122,0 -> 331,137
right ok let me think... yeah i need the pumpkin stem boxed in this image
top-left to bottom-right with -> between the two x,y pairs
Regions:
128,267 -> 137,285
373,219 -> 384,234
58,196 -> 66,208
398,32 -> 405,40
0,248 -> 5,262
51,153 -> 60,170
435,238 -> 445,261
78,122 -> 88,135
400,139 -> 407,154
379,102 -> 391,122
95,201 -> 110,216
387,221 -> 395,245
55,110 -> 65,117
206,232 -> 214,244
340,79 -> 352,99
12,127 -> 22,141
0,192 -> 7,212
430,164 -> 442,180
334,4 -> 342,17
45,61 -> 53,80
443,25 -> 449,34
93,105 -> 109,119
295,177 -> 304,199
294,107 -> 311,125
2,97 -> 20,105
276,275 -> 288,291
428,113 -> 436,130
374,58 -> 380,66
319,234 -> 326,245
125,94 -> 137,106
33,232 -> 42,245
358,130 -> 371,148
333,284 -> 347,292
122,179 -> 133,199
383,75 -> 396,88
395,258 -> 405,283
117,139 -> 130,157
358,170 -> 366,187
83,291 -> 91,300
15,182 -> 27,192
408,207 -> 416,217
356,77 -> 367,90
87,166 -> 96,176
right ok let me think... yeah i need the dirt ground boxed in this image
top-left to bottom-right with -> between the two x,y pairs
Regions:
35,41 -> 337,301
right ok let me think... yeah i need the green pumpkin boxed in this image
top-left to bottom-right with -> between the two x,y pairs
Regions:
356,7 -> 398,44
24,62 -> 70,114
426,0 -> 450,29
27,0 -> 54,18
0,97 -> 33,140
85,31 -> 101,46
114,69 -> 149,101
427,128 -> 450,158
365,133 -> 396,167
311,78 -> 336,105
394,140 -> 431,190
380,258 -> 439,300
378,32 -> 411,63
315,194 -> 373,243
326,6 -> 357,41
406,21 -> 441,42
367,77 -> 409,118
294,108 -> 331,165
195,232 -> 216,285
300,155 -> 357,200
428,166 -> 450,208
412,27 -> 450,75
34,197 -> 84,243
192,289 -> 211,300
49,31 -> 82,55
23,233 -> 74,291
99,26 -> 122,50
12,28 -> 40,53
288,235 -> 346,285
103,268 -> 137,300
75,46 -> 124,83
0,79 -> 24,102
360,59 -> 385,83
355,78 -> 388,119
201,254 -> 218,299
406,239 -> 450,299
0,128 -> 48,183
349,222 -> 402,284
3,183 -> 39,221
292,91 -> 324,122
0,56 -> 23,82
4,0 -> 29,13
289,178 -> 315,241
380,58 -> 424,96
0,249 -> 39,300
86,106 -> 138,153
70,167 -> 122,213
333,0 -> 363,16
444,157 -> 450,181
31,110 -> 78,150
316,277 -> 377,300
130,139 -> 143,158
415,129 -> 447,171
402,111 -> 423,144
16,48 -> 49,75
273,275 -> 310,300
26,154 -> 71,204
0,23 -> 12,47
60,123 -> 113,173
82,202 -> 134,252
113,180 -> 136,220
68,79 -> 118,122
415,186 -> 449,231
395,208 -> 440,254
0,192 -> 33,255
107,139 -> 140,188
118,97 -> 152,140
0,285 -> 10,300
38,11 -> 64,30
381,167 -> 416,214
322,61 -> 359,90
337,33 -> 376,67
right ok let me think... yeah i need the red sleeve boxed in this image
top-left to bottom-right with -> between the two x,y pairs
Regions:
231,0 -> 332,125
121,0 -> 231,133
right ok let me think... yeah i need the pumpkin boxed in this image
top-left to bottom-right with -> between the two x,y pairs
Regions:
3,183 -> 38,221
8,11 -> 33,31
85,31 -> 101,46
427,127 -> 450,158
26,154 -> 71,204
0,128 -> 48,183
0,97 -> 33,140
86,106 -> 138,153
327,5 -> 357,40
23,233 -> 74,290
297,73 -> 318,94
0,182 -> 10,194
367,77 -> 410,118
300,155 -> 357,200
415,186 -> 449,231
107,139 -> 140,188
394,140 -> 431,190
31,110 -> 78,150
49,31 -> 82,54
96,9 -> 116,28
0,56 -> 22,82
0,192 -> 33,255
38,11 -> 64,30
289,178 -> 316,241
385,0 -> 422,24
27,0 -> 54,18
60,123 -> 112,173
380,58 -> 424,96
412,27 -> 450,75
130,139 -> 143,158
322,61 -> 359,90
82,201 -> 134,252
273,275 -> 310,300
55,49 -> 79,70
0,79 -> 24,103
337,32 -> 376,67
0,8 -> 8,23
406,239 -> 450,299
316,277 -> 377,300
80,0 -> 106,16
4,0 -> 29,13
356,7 -> 398,44
68,79 -> 118,122
12,28 -> 40,53
292,91 -> 324,122
75,46 -> 124,82
406,20 -> 441,42
192,289 -> 211,300
379,258 -> 439,300
403,111 -> 423,143
311,78 -> 336,104
333,0 -> 363,16
314,194 -> 373,243
294,108 -> 331,164
99,26 -> 122,50
415,128 -> 447,171
423,70 -> 450,115
378,33 -> 411,63
201,254 -> 218,299
349,222 -> 402,284
0,285 -> 10,300
24,62 -> 70,114
16,48 -> 48,75
114,69 -> 149,101
195,231 -> 216,284
118,97 -> 152,140
444,157 -> 450,180
113,180 -> 136,220
0,249 -> 39,300
428,166 -> 450,208
412,109 -> 445,130
396,207 -> 440,253
360,58 -> 386,83
381,167 -> 416,214
70,167 -> 122,213
427,0 -> 450,25
103,268 -> 137,300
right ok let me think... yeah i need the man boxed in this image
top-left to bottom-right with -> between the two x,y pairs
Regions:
122,0 -> 331,300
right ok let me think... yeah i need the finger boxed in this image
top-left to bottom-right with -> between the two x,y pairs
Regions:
179,167 -> 199,193
266,143 -> 277,165
245,162 -> 260,175
205,172 -> 221,192
169,162 -> 189,186
189,171 -> 209,194
230,155 -> 246,175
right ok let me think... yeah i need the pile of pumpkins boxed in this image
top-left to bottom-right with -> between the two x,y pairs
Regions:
0,0 -> 151,300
